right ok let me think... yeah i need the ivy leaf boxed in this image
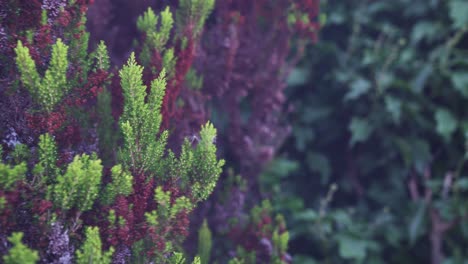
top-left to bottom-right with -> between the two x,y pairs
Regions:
451,72 -> 468,97
287,67 -> 309,86
344,78 -> 371,101
411,64 -> 432,94
435,108 -> 458,141
384,96 -> 402,124
455,178 -> 468,190
349,117 -> 373,146
294,209 -> 318,222
337,235 -> 367,260
449,0 -> 468,29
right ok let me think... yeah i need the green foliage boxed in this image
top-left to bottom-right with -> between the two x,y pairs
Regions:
14,41 -> 41,97
190,122 -> 225,201
449,0 -> 468,29
50,154 -> 103,212
163,48 -> 177,79
101,164 -> 133,205
33,133 -> 59,185
276,0 -> 468,262
435,108 -> 458,142
93,40 -> 110,71
272,215 -> 289,255
76,227 -> 114,264
197,219 -> 212,264
176,0 -> 215,37
9,144 -> 29,165
15,39 -> 69,112
185,68 -> 204,90
2,232 -> 39,264
0,162 -> 27,191
2,1 -> 227,263
168,253 -> 201,264
137,7 -> 158,34
118,54 -> 224,191
349,117 -> 373,146
118,53 -> 168,175
137,7 -> 174,65
145,186 -> 194,226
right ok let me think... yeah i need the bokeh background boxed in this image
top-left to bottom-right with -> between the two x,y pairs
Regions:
269,0 -> 468,263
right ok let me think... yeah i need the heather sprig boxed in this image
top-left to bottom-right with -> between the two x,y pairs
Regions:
93,40 -> 110,71
145,186 -> 193,224
176,0 -> 215,37
76,226 -> 114,264
169,253 -> 202,264
49,153 -> 103,212
2,232 -> 39,264
191,122 -> 225,201
137,7 -> 174,65
0,162 -> 27,191
118,53 -> 168,175
15,39 -> 69,112
197,219 -> 212,264
33,133 -> 59,186
101,164 -> 133,205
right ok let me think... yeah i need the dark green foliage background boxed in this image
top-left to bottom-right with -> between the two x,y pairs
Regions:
263,0 -> 468,263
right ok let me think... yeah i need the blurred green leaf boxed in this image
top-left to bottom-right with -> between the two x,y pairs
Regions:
455,177 -> 468,190
449,0 -> 468,29
384,96 -> 402,124
287,68 -> 309,86
411,64 -> 432,94
435,108 -> 458,141
451,72 -> 468,97
338,235 -> 367,260
411,22 -> 436,44
349,117 -> 373,146
344,78 -> 372,101
294,209 -> 318,222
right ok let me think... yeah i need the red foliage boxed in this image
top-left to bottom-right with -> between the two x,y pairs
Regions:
35,25 -> 54,53
73,69 -> 109,106
56,9 -> 72,27
171,210 -> 190,238
108,195 -> 133,246
1,0 -> 42,32
160,36 -> 194,129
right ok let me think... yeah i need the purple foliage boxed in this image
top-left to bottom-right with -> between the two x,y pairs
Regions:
112,245 -> 131,264
213,187 -> 247,233
0,27 -> 7,52
197,1 -> 297,181
41,0 -> 66,23
47,222 -> 73,264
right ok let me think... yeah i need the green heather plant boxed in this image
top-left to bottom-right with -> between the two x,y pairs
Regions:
15,39 -> 69,112
2,233 -> 39,264
0,0 -> 323,262
1,1 -> 224,263
197,219 -> 212,264
75,227 -> 114,264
